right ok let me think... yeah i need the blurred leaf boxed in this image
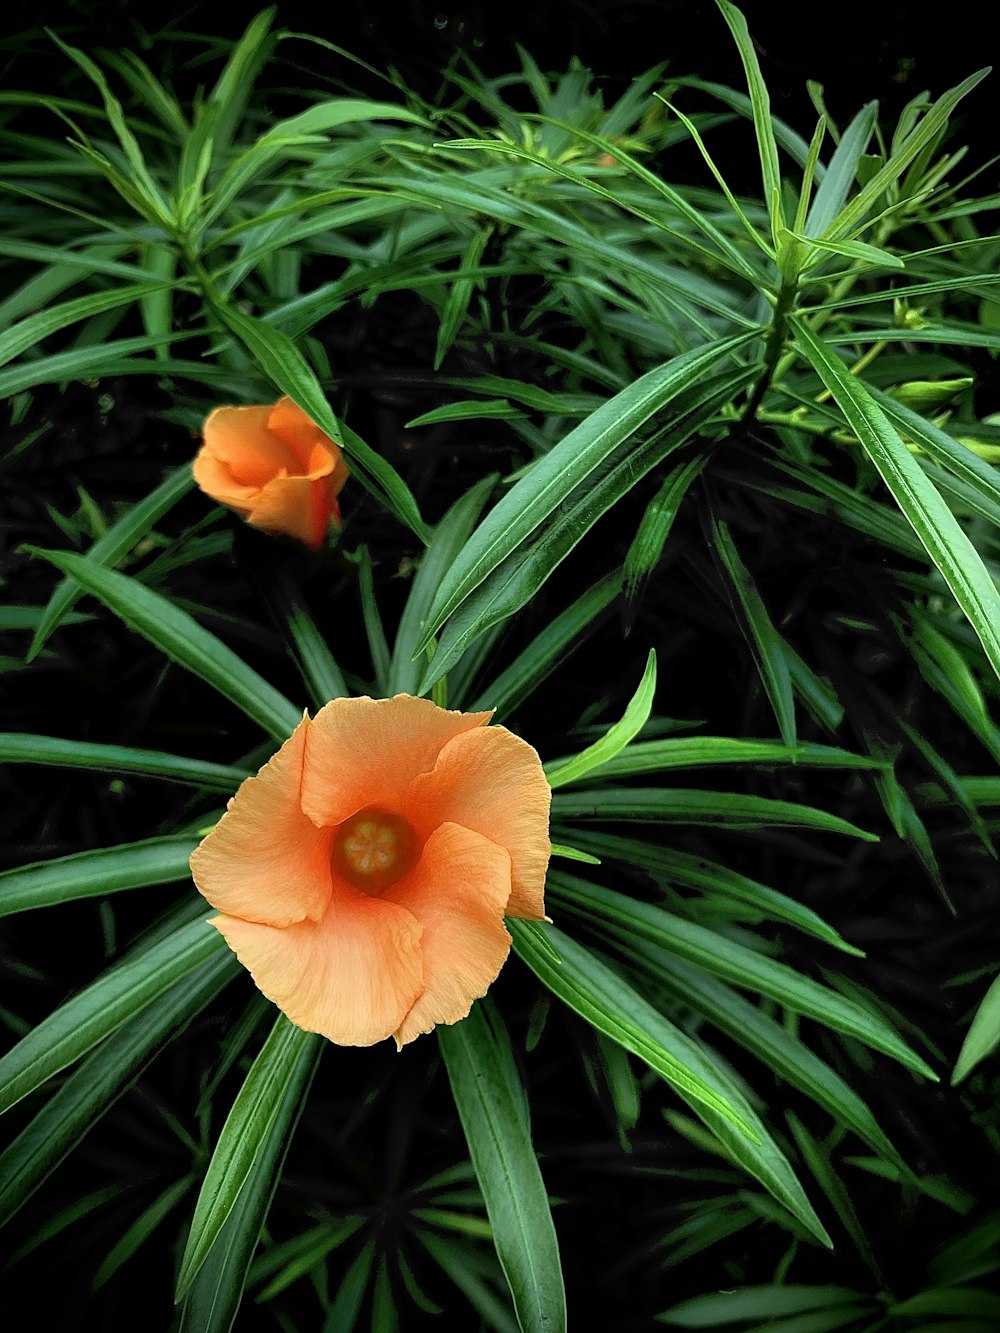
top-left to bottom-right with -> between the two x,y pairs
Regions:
440,1003 -> 566,1333
659,1284 -> 868,1326
952,972 -> 1000,1085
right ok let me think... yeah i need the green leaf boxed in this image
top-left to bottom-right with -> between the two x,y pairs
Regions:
511,922 -> 831,1246
659,1285 -> 868,1327
793,322 -> 1000,687
209,303 -> 429,541
417,333 -> 756,658
468,572 -> 621,717
587,737 -> 879,780
821,69 -> 989,243
952,972 -> 1000,1085
439,1004 -> 566,1333
420,362 -> 754,689
551,786 -> 878,840
28,463 -> 196,660
646,955 -> 902,1165
0,948 -> 234,1227
550,872 -> 935,1079
0,916 -> 225,1115
434,225 -> 493,370
0,281 -> 179,369
805,102 -> 878,236
177,1036 -> 321,1333
545,651 -> 656,788
388,475 -> 496,697
28,548 -> 301,740
0,733 -> 250,790
0,331 -> 187,397
510,920 -> 757,1136
0,834 -> 199,918
175,1016 -> 322,1298
714,0 -> 782,245
708,515 -> 796,746
624,456 -> 705,603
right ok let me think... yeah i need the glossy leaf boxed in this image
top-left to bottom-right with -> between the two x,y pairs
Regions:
439,1003 -> 566,1333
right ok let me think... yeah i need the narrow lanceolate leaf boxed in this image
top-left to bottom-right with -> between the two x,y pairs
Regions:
417,331 -> 757,657
29,549 -> 301,741
550,873 -> 936,1080
714,0 -> 782,246
588,737 -> 880,780
439,1004 -> 566,1333
793,322 -> 1000,687
0,917 -> 225,1115
551,786 -> 878,840
646,954 -> 902,1165
388,475 -> 496,697
469,573 -> 621,717
175,1016 -> 322,1298
420,364 -> 755,689
952,972 -> 1000,1086
0,949 -> 236,1227
29,463 -> 196,660
0,835 -> 199,918
545,651 -> 657,788
209,303 -> 429,542
708,515 -> 796,746
805,101 -> 878,237
0,734 -> 250,790
0,281 -> 180,369
511,922 -> 831,1247
510,921 -> 756,1137
177,1040 -> 320,1333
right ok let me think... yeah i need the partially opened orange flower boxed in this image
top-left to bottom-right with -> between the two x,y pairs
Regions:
190,695 -> 551,1047
194,396 -> 349,550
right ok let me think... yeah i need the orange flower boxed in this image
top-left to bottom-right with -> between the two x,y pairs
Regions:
194,396 -> 349,550
190,695 -> 551,1047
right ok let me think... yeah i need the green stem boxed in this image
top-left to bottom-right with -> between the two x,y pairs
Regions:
744,279 -> 797,421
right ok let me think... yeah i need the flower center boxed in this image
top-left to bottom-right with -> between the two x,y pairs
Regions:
331,808 -> 418,894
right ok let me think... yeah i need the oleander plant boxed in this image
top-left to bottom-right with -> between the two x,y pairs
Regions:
3,3 -> 1000,1328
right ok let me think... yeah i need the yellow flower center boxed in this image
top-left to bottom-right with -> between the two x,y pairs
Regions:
332,808 -> 417,894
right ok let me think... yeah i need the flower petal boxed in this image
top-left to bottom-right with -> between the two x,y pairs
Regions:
301,695 -> 492,828
387,822 -> 512,1047
246,474 -> 335,550
192,448 -> 258,511
200,405 -> 302,486
212,886 -> 423,1046
190,716 -> 332,927
268,397 -> 336,472
406,725 -> 551,919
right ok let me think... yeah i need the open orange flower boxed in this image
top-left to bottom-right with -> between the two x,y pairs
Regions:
190,695 -> 551,1047
194,396 -> 349,550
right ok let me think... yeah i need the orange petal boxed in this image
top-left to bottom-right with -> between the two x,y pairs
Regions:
300,695 -> 492,829
190,716 -> 333,927
200,405 -> 301,486
212,886 -> 423,1046
268,396 -> 336,472
387,822 -> 512,1047
405,725 -> 551,919
246,473 -> 335,550
192,448 -> 258,511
